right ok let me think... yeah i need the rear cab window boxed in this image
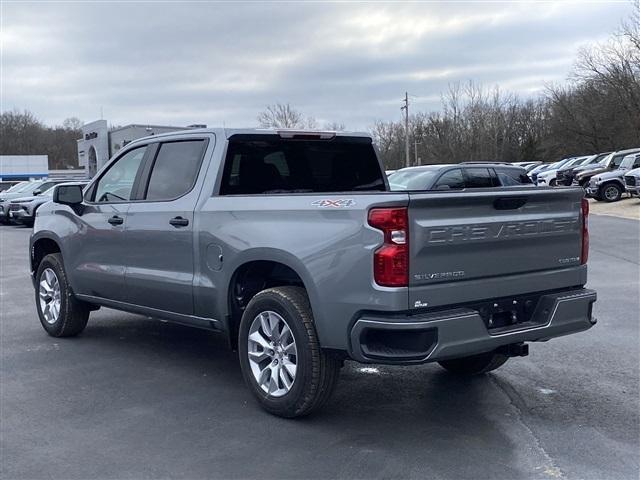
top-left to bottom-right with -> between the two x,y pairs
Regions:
220,135 -> 385,194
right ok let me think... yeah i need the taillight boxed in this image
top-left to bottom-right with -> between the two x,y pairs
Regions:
581,197 -> 589,264
368,207 -> 408,287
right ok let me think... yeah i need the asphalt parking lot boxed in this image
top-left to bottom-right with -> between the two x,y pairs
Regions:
1,214 -> 638,480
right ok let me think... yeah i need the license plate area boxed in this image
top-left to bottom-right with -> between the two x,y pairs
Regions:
470,294 -> 541,331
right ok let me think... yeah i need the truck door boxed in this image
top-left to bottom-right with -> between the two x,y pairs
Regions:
70,145 -> 149,301
123,138 -> 210,315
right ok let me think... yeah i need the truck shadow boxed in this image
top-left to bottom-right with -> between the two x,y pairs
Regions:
36,311 -> 604,478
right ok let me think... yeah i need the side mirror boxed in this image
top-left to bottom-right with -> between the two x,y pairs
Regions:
53,184 -> 84,206
33,189 -> 42,196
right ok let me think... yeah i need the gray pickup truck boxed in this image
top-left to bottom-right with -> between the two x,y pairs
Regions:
30,128 -> 596,417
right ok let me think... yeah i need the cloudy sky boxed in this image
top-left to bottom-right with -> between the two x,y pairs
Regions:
2,1 -> 634,130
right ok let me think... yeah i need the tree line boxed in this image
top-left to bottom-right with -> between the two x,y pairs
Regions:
0,111 -> 83,169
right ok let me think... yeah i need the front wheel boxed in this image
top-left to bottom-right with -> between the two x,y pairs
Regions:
438,350 -> 508,375
238,286 -> 340,418
35,253 -> 89,337
600,183 -> 622,202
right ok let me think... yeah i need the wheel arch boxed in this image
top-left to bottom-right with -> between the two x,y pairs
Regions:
225,249 -> 321,349
30,234 -> 63,274
599,180 -> 624,199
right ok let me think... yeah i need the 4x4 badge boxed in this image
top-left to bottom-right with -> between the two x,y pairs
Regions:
311,199 -> 355,208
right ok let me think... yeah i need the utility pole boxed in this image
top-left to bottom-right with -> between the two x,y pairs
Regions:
401,92 -> 410,168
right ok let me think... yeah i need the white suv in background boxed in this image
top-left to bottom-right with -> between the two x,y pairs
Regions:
536,156 -> 588,186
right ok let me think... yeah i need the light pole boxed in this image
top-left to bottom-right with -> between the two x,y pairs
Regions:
401,92 -> 410,168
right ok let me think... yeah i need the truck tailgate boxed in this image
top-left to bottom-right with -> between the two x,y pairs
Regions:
408,188 -> 585,309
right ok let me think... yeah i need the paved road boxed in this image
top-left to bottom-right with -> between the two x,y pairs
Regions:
1,215 -> 638,479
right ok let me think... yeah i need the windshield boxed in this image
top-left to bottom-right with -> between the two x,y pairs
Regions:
38,185 -> 58,196
578,155 -> 598,165
388,168 -> 440,191
5,181 -> 29,193
600,153 -> 614,167
9,182 -> 39,194
563,158 -> 583,167
573,157 -> 591,165
620,154 -> 639,169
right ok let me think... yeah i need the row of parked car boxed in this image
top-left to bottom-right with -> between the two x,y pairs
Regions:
386,147 -> 640,202
0,179 -> 87,227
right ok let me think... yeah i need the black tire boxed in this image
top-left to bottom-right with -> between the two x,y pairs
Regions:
549,178 -> 557,187
35,253 -> 89,337
238,286 -> 340,418
600,183 -> 622,202
438,350 -> 508,375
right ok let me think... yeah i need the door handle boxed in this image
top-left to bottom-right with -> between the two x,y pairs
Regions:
108,215 -> 124,226
169,216 -> 189,227
493,197 -> 528,210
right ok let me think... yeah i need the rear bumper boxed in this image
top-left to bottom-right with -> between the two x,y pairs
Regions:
349,288 -> 596,364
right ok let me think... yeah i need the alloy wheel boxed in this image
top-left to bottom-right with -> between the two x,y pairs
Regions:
604,185 -> 619,201
39,268 -> 61,324
247,310 -> 298,397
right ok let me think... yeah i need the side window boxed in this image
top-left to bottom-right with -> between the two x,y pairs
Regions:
145,140 -> 206,201
94,146 -> 147,202
496,169 -> 532,186
433,169 -> 464,190
464,168 -> 495,188
633,155 -> 640,169
611,155 -> 625,168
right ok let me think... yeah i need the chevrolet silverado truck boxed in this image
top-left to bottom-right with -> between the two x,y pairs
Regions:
30,128 -> 596,418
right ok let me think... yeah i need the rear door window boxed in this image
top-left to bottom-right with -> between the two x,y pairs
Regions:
495,168 -> 533,186
220,136 -> 385,194
144,140 -> 206,201
464,168 -> 496,188
433,169 -> 464,190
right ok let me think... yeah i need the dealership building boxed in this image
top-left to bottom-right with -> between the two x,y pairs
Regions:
77,120 -> 205,177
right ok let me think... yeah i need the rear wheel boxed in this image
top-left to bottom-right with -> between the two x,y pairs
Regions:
600,183 -> 622,202
35,253 -> 89,337
238,286 -> 340,418
438,350 -> 508,375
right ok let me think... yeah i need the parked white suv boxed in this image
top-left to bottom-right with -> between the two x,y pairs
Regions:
536,156 -> 589,186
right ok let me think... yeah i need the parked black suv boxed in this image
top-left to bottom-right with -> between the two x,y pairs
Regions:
388,164 -> 533,191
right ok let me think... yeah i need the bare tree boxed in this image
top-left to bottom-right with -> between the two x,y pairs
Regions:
62,117 -> 84,131
257,103 -> 305,129
324,121 -> 346,131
